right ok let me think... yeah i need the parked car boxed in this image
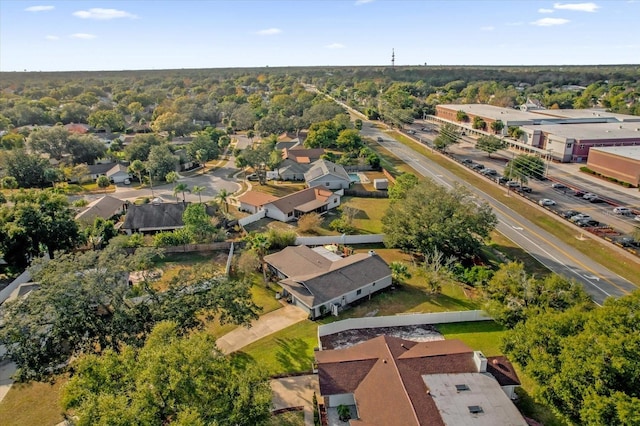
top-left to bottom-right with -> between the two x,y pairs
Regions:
496,176 -> 510,185
576,219 -> 600,227
480,168 -> 497,176
246,173 -> 259,181
407,130 -> 416,135
461,159 -> 473,165
123,178 -> 131,185
376,137 -> 383,142
516,186 -> 532,193
539,198 -> 556,206
572,190 -> 585,197
506,181 -> 521,188
616,236 -> 637,247
570,213 -> 592,222
471,163 -> 485,170
613,207 -> 632,215
583,193 -> 598,201
561,210 -> 580,218
589,197 -> 604,203
552,183 -> 568,189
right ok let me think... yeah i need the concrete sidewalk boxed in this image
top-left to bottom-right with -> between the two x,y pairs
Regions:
271,375 -> 319,426
216,304 -> 308,354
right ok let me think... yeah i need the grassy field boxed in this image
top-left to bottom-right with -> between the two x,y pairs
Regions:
0,377 -> 67,426
339,196 -> 390,234
269,410 -> 305,426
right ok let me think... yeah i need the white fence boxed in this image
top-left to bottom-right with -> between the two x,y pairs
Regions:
295,234 -> 384,246
238,210 -> 266,227
317,310 -> 492,339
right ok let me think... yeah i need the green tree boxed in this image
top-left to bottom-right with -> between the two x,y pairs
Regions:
0,189 -> 80,268
1,176 -> 18,189
216,188 -> 231,213
244,232 -> 270,283
0,247 -> 260,380
475,135 -> 507,158
354,119 -> 363,130
27,126 -> 70,160
191,185 -> 206,203
472,116 -> 486,130
151,111 -> 194,136
128,159 -> 145,184
82,217 -> 118,249
147,145 -> 178,181
484,262 -> 591,327
502,291 -> 640,425
504,154 -> 545,181
88,110 -> 125,132
336,128 -> 363,151
389,261 -> 411,285
183,203 -> 216,243
174,182 -> 190,203
96,175 -> 111,193
388,173 -> 419,200
456,110 -> 469,122
490,119 -> 505,134
67,134 -> 106,164
61,321 -> 272,426
382,179 -> 497,259
433,123 -> 460,152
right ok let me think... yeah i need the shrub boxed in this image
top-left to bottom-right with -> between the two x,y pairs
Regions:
153,229 -> 191,247
330,218 -> 355,234
266,228 -> 297,249
298,213 -> 323,233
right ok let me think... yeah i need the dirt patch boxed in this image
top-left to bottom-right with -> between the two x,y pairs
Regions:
320,324 -> 444,350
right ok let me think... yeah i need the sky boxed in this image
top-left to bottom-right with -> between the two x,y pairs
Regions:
1,0 -> 639,72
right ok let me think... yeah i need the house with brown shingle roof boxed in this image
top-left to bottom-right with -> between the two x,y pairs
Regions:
316,336 -> 525,426
264,246 -> 391,319
263,187 -> 341,222
282,147 -> 325,164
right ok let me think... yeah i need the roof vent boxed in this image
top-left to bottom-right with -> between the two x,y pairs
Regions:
468,406 -> 484,414
368,250 -> 376,256
383,359 -> 387,364
455,384 -> 470,392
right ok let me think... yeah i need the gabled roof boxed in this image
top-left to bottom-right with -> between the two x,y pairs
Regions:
265,246 -> 391,309
276,158 -> 312,176
276,141 -> 300,151
316,336 -> 524,426
122,202 -> 214,231
237,191 -> 279,207
282,148 -> 325,164
75,195 -> 125,223
106,164 -> 129,177
88,162 -> 118,175
304,159 -> 350,183
266,187 -> 335,216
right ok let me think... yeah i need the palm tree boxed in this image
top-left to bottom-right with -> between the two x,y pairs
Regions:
173,183 -> 190,203
195,149 -> 207,174
192,185 -> 205,203
244,232 -> 270,283
128,160 -> 145,184
216,188 -> 231,213
165,171 -> 179,193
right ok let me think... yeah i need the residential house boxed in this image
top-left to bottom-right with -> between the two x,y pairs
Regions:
316,336 -> 525,426
304,159 -> 351,190
264,246 -> 391,319
263,187 -> 340,222
237,191 -> 278,214
75,195 -> 126,224
275,140 -> 301,151
274,158 -> 312,181
122,201 -> 215,234
64,123 -> 91,134
282,147 -> 325,164
86,162 -> 131,184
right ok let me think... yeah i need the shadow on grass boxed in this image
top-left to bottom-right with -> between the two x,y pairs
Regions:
489,243 -> 550,277
514,387 -> 566,426
273,337 -> 313,373
436,321 -> 506,335
229,351 -> 256,369
419,291 -> 479,311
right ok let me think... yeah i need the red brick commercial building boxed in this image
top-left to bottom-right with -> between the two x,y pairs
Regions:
587,146 -> 640,187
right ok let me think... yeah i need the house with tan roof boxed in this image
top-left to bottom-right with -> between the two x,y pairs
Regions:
316,336 -> 525,425
304,159 -> 351,190
263,187 -> 341,222
264,246 -> 391,319
237,191 -> 279,214
282,147 -> 325,164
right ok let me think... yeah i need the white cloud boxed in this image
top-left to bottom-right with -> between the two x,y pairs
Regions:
45,35 -> 59,40
70,33 -> 97,39
480,26 -> 495,31
553,2 -> 600,12
531,17 -> 570,26
325,43 -> 346,49
256,28 -> 282,36
25,5 -> 54,12
355,0 -> 374,5
538,8 -> 554,13
73,8 -> 137,20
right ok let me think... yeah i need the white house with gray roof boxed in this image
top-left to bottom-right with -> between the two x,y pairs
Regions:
304,159 -> 351,190
264,245 -> 391,319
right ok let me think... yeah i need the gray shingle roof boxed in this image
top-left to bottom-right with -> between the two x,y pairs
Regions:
304,159 -> 350,183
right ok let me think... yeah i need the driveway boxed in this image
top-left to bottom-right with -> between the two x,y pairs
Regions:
215,304 -> 308,355
271,375 -> 319,426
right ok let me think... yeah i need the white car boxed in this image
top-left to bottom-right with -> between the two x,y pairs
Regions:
539,198 -> 556,206
613,207 -> 631,215
570,213 -> 592,222
583,193 -> 598,201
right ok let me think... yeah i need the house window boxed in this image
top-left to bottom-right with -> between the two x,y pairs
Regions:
356,289 -> 362,295
566,143 -> 572,148
288,212 -> 293,217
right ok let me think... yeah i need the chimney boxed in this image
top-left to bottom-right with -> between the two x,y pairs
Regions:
473,351 -> 487,373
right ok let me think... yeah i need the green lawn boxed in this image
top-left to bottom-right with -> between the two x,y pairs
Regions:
0,377 -> 67,426
269,410 -> 305,426
437,321 -> 507,356
340,196 -> 390,234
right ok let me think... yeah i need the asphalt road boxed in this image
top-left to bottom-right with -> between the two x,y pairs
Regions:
361,122 -> 638,305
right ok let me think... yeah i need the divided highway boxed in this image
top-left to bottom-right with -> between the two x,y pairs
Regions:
361,122 -> 638,305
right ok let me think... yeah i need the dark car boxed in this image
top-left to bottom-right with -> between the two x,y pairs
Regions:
552,183 -> 568,190
471,163 -> 485,170
461,159 -> 473,165
561,210 -> 580,218
496,176 -> 510,185
573,190 -> 585,197
516,186 -> 532,193
576,219 -> 600,227
589,197 -> 605,203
